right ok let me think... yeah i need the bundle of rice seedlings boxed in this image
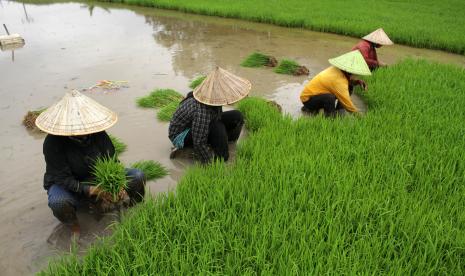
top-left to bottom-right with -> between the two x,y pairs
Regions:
91,155 -> 128,202
130,160 -> 168,181
109,134 -> 127,155
189,75 -> 207,89
136,89 -> 183,108
22,108 -> 46,130
274,59 -> 309,75
240,52 -> 278,67
157,101 -> 180,122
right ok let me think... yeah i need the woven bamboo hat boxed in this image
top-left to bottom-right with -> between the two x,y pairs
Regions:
35,90 -> 118,136
193,67 -> 251,106
362,28 -> 394,46
329,50 -> 372,76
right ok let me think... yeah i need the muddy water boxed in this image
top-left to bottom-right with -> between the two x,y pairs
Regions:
1,1 -> 465,275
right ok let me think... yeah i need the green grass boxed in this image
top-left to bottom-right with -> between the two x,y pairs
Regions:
136,89 -> 183,108
157,100 -> 180,122
273,59 -> 300,75
109,134 -> 127,155
42,59 -> 465,274
189,76 -> 206,89
130,160 -> 168,181
97,0 -> 465,55
240,52 -> 275,68
91,155 -> 128,201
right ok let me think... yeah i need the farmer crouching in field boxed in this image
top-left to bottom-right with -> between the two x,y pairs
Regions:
35,90 -> 145,238
352,28 -> 394,71
169,67 -> 250,163
300,50 -> 371,117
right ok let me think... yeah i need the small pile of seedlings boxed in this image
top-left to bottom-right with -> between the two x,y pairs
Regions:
240,52 -> 278,67
274,59 -> 309,75
130,160 -> 168,181
189,75 -> 206,89
136,89 -> 184,122
22,108 -> 46,131
136,89 -> 183,108
157,101 -> 180,122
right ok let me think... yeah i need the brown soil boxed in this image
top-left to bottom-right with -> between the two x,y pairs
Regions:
22,110 -> 44,131
266,100 -> 283,113
266,56 -> 278,67
293,65 -> 309,76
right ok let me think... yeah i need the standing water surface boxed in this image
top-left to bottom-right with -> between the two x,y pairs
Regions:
1,1 -> 465,275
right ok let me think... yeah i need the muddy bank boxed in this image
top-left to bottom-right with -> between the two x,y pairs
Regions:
1,1 -> 465,275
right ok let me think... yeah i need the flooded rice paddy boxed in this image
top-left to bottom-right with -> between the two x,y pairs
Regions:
1,1 -> 465,275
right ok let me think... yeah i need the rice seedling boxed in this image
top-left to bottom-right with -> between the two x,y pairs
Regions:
109,134 -> 127,155
157,101 -> 180,122
98,0 -> 465,55
22,108 -> 46,131
42,59 -> 465,274
136,89 -> 183,108
130,160 -> 168,181
189,75 -> 206,89
91,155 -> 128,202
240,52 -> 277,67
274,59 -> 309,75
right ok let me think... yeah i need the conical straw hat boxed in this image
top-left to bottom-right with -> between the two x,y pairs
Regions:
193,67 -> 251,106
362,28 -> 394,46
35,90 -> 118,136
328,50 -> 372,76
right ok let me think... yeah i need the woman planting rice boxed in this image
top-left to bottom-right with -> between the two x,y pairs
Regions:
168,67 -> 250,163
352,28 -> 394,70
300,50 -> 371,116
36,90 -> 146,239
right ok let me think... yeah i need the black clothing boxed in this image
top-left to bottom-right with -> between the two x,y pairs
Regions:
169,93 -> 222,163
302,94 -> 345,117
183,110 -> 244,162
43,131 -> 115,194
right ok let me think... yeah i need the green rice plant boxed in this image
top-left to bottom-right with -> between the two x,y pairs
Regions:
41,59 -> 465,275
189,75 -> 206,89
109,134 -> 127,155
240,52 -> 276,67
136,89 -> 183,108
130,160 -> 168,181
157,101 -> 180,122
91,155 -> 127,201
273,59 -> 307,75
92,0 -> 465,55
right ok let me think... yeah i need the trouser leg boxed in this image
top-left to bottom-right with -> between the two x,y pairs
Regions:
220,110 -> 244,142
47,184 -> 80,224
303,94 -> 337,117
125,168 -> 146,204
208,120 -> 229,161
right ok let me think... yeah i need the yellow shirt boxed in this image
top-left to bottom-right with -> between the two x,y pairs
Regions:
300,66 -> 358,113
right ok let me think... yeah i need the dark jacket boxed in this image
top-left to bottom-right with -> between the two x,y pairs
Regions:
42,131 -> 115,194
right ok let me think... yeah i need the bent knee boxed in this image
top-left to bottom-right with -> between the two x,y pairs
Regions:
127,169 -> 146,184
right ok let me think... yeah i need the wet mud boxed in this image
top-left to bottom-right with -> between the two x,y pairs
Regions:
1,1 -> 465,275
